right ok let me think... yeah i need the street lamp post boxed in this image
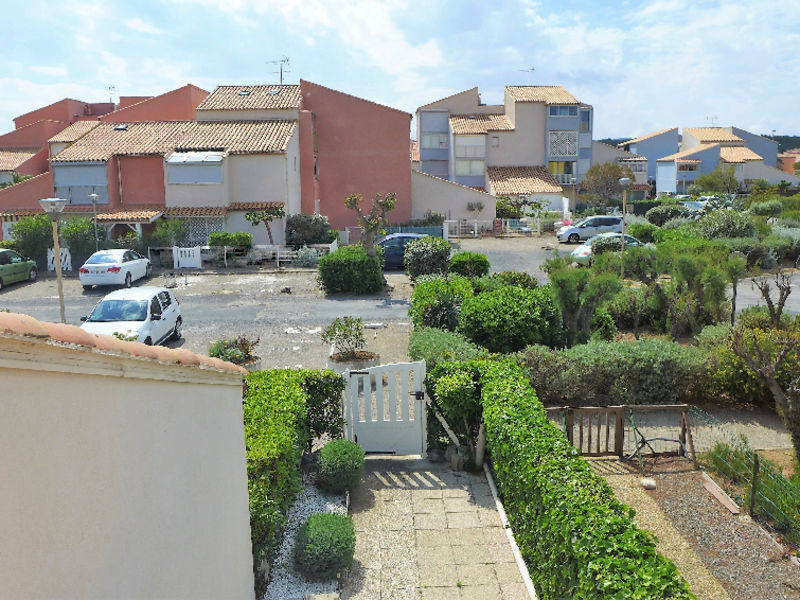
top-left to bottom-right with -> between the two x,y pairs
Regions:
618,177 -> 632,278
39,198 -> 68,323
88,193 -> 99,252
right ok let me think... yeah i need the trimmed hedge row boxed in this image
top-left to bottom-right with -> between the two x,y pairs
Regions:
317,245 -> 384,294
244,369 -> 346,570
480,360 -> 695,599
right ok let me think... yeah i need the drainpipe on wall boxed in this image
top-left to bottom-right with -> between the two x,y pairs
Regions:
117,157 -> 123,207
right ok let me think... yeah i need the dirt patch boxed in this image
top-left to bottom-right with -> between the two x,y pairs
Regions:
758,448 -> 797,478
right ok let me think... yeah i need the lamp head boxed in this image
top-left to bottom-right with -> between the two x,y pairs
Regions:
618,177 -> 632,188
39,198 -> 68,221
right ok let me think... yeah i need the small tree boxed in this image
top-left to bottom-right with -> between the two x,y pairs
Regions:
344,192 -> 396,256
61,217 -> 107,264
524,198 -> 547,235
466,201 -> 484,219
693,164 -> 739,196
753,271 -> 793,328
582,162 -> 635,202
322,316 -> 366,360
724,255 -> 748,326
151,218 -> 189,247
10,213 -> 52,268
245,206 -> 286,245
549,267 -> 622,346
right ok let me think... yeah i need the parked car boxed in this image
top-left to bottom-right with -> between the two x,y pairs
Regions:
556,216 -> 623,243
570,233 -> 647,265
80,287 -> 182,345
0,249 -> 37,292
376,233 -> 425,269
79,249 -> 151,290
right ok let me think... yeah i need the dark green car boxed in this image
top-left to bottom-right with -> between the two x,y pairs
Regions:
0,249 -> 37,291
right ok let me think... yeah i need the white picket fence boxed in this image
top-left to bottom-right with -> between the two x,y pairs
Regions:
47,247 -> 72,272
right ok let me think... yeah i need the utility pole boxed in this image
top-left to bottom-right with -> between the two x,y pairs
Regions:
268,56 -> 291,85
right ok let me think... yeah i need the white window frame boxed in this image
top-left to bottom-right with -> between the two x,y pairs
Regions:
421,134 -> 449,149
549,105 -> 578,117
455,159 -> 485,176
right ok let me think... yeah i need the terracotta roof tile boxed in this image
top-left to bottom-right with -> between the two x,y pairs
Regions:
505,86 -> 580,104
95,207 -> 163,223
0,150 -> 37,171
683,127 -> 743,143
618,128 -> 678,147
657,144 -> 718,162
48,120 -> 101,143
164,206 -> 227,217
52,121 -> 192,162
196,85 -> 301,111
0,311 -> 246,375
449,114 -> 514,134
487,166 -> 563,195
228,202 -> 285,211
720,146 -> 763,163
175,120 -> 296,154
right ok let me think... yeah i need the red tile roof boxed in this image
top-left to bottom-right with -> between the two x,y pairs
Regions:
487,166 -> 562,195
449,114 -> 514,134
683,127 -> 742,143
176,120 -> 297,155
228,202 -> 285,211
47,120 -> 101,143
94,207 -> 163,223
505,86 -> 580,104
720,146 -> 763,163
196,85 -> 301,111
0,150 -> 37,171
164,206 -> 227,217
0,311 -> 247,375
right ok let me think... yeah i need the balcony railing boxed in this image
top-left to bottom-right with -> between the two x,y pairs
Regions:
552,174 -> 577,185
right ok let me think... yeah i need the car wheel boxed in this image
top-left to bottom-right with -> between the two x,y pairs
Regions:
171,317 -> 182,341
146,264 -> 152,278
124,272 -> 132,288
144,337 -> 153,346
28,268 -> 37,282
82,285 -> 92,291
568,233 -> 580,243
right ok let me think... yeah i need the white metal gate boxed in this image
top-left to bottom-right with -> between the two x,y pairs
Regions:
173,246 -> 203,269
343,360 -> 426,455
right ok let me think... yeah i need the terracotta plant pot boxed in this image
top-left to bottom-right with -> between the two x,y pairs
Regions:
326,350 -> 379,376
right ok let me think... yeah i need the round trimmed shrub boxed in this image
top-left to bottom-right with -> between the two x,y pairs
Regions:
458,285 -> 562,352
293,513 -> 355,581
317,439 -> 365,492
422,291 -> 461,331
473,270 -> 538,293
449,252 -> 490,278
317,245 -> 383,295
591,236 -> 623,255
645,204 -> 690,226
403,236 -> 451,280
626,222 -> 658,244
410,275 -> 473,328
698,208 -> 755,239
750,199 -> 783,218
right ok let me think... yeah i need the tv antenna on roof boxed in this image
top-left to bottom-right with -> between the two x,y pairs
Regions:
519,66 -> 535,83
106,84 -> 116,104
706,115 -> 718,127
268,56 -> 291,85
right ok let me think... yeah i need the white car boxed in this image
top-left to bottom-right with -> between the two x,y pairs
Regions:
556,216 -> 623,243
79,249 -> 151,290
80,287 -> 182,346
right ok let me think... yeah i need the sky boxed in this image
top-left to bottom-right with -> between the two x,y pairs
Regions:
2,0 -> 800,140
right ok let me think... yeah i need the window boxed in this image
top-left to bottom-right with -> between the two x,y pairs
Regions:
548,131 -> 578,156
549,105 -> 578,117
580,110 -> 590,132
421,134 -> 449,149
627,162 -> 646,173
166,151 -> 224,185
158,291 -> 172,309
548,161 -> 576,175
455,160 -> 485,176
455,136 -> 486,158
490,136 -> 500,148
678,163 -> 698,171
150,297 -> 162,318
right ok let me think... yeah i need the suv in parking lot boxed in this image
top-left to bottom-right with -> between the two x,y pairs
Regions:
556,216 -> 623,243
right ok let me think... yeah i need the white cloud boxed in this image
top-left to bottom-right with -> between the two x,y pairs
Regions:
29,65 -> 69,78
127,18 -> 163,35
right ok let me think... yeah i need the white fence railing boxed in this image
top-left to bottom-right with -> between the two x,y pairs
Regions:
151,240 -> 340,270
47,247 -> 72,272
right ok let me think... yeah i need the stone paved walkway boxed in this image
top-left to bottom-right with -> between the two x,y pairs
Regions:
342,457 -> 530,600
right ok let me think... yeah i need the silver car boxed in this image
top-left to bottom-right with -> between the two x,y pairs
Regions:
556,216 -> 623,243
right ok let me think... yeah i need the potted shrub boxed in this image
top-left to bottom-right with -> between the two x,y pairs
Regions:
293,513 -> 355,581
323,316 -> 378,374
208,335 -> 260,368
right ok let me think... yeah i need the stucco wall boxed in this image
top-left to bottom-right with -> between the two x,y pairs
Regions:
0,120 -> 70,151
0,340 -> 254,599
487,103 -> 546,167
101,85 -> 209,123
226,212 -> 286,245
733,127 -> 778,167
119,155 -> 166,206
411,170 -> 495,221
229,153 -> 290,206
742,161 -> 800,185
631,130 -> 679,179
300,80 -> 411,229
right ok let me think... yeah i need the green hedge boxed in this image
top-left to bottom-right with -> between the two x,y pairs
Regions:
458,285 -> 562,352
404,235 -> 451,280
208,231 -> 254,248
481,360 -> 695,599
449,251 -> 490,278
317,245 -> 384,295
244,369 -> 346,574
408,326 -> 483,371
409,275 -> 473,328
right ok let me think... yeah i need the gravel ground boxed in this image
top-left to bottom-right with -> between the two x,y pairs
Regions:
263,472 -> 348,600
627,457 -> 800,600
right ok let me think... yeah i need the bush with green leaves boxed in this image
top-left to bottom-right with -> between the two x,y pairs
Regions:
472,270 -> 539,294
408,327 -> 483,372
317,245 -> 383,295
520,338 -> 704,406
10,213 -> 52,268
409,275 -> 473,328
458,285 -> 562,352
626,222 -> 658,244
293,513 -> 355,581
590,307 -> 617,340
316,439 -> 365,492
60,217 -> 107,266
480,360 -> 695,598
208,231 -> 254,248
698,208 -> 755,239
662,216 -> 690,230
590,235 -> 623,255
321,316 -> 365,359
421,290 -> 461,330
208,335 -> 260,364
285,213 -> 337,246
645,204 -> 690,226
750,199 -> 783,218
299,370 -> 346,444
449,251 -> 490,278
150,218 -> 189,247
403,235 -> 451,280
294,245 -> 320,267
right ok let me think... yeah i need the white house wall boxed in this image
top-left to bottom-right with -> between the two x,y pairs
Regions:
0,340 -> 254,600
165,156 -> 231,208
487,103 -> 546,167
742,161 -> 800,185
411,170 -> 495,221
229,154 -> 290,206
284,128 -> 302,215
226,212 -> 286,245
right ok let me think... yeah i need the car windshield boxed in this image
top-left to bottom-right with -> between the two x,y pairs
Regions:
88,299 -> 148,322
573,219 -> 588,228
85,253 -> 119,265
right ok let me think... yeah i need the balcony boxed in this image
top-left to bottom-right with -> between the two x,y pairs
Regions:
552,173 -> 577,185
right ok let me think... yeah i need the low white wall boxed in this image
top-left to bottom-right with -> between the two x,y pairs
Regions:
411,170 -> 496,221
0,339 -> 254,600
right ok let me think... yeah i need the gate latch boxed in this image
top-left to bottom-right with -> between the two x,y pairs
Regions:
413,391 -> 424,401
